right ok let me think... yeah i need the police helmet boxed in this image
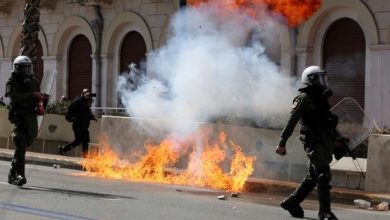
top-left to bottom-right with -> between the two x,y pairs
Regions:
301,66 -> 327,87
13,55 -> 33,76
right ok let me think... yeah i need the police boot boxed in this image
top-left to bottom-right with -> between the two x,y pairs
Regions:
58,145 -> 66,156
318,186 -> 337,220
59,144 -> 73,156
82,150 -> 88,158
8,159 -> 17,184
14,175 -> 27,186
13,163 -> 27,186
14,159 -> 27,186
318,211 -> 338,220
281,175 -> 317,218
8,173 -> 16,184
280,197 -> 304,218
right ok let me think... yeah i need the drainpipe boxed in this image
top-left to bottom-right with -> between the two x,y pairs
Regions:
92,5 -> 103,107
290,27 -> 298,77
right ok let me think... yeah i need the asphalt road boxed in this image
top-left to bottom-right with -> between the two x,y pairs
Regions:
0,160 -> 389,220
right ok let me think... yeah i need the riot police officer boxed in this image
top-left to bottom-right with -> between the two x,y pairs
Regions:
5,55 -> 41,186
275,66 -> 339,220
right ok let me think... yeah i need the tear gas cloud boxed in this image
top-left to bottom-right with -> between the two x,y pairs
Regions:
117,4 -> 299,132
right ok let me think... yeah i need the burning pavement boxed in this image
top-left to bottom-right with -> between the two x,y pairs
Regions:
81,122 -> 256,192
78,116 -> 307,194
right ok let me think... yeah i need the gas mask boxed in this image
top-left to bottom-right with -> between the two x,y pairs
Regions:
307,73 -> 333,98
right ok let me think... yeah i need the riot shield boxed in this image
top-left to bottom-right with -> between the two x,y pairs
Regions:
40,70 -> 57,98
38,70 -> 57,131
331,97 -> 374,153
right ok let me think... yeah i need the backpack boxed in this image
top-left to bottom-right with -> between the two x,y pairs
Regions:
65,101 -> 77,122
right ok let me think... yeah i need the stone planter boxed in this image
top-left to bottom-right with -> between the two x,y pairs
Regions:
0,109 -> 101,157
0,109 -> 12,148
365,134 -> 390,192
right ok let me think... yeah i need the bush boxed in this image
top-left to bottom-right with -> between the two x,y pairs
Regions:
45,100 -> 71,115
209,114 -> 285,129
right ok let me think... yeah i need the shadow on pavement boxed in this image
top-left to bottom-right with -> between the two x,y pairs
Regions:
19,185 -> 136,200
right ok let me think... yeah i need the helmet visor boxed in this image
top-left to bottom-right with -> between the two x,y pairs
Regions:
307,72 -> 327,87
16,64 -> 33,77
319,74 -> 328,87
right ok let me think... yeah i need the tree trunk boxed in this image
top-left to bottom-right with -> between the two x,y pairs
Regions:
20,0 -> 40,76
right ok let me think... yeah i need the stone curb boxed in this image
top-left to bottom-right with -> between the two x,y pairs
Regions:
0,150 -> 83,170
1,149 -> 389,205
244,178 -> 390,205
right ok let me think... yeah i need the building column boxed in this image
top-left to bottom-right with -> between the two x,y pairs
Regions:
101,53 -> 113,107
0,58 -> 12,103
367,45 -> 390,128
295,47 -> 314,77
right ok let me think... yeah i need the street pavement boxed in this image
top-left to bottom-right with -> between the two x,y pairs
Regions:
0,148 -> 390,220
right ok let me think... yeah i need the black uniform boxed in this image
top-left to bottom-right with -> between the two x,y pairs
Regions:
59,96 -> 95,157
278,85 -> 338,219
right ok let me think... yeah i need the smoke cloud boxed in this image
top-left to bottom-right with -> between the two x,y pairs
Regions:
117,4 -> 299,133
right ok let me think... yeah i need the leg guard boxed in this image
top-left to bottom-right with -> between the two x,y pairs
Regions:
290,174 -> 317,203
317,169 -> 333,215
9,158 -> 17,176
280,170 -> 316,218
8,159 -> 17,184
11,143 -> 26,176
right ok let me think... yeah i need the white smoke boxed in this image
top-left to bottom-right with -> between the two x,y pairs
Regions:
117,4 -> 298,132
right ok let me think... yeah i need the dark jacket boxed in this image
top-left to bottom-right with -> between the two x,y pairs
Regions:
5,72 -> 39,114
278,86 -> 338,161
70,96 -> 95,129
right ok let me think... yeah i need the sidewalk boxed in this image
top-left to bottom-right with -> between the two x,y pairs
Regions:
1,148 -> 390,206
0,148 -> 82,170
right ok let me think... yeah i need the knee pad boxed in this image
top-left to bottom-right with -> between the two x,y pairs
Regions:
317,172 -> 332,189
302,175 -> 317,188
12,134 -> 27,149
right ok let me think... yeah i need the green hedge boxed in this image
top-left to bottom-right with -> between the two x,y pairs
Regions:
45,101 -> 71,115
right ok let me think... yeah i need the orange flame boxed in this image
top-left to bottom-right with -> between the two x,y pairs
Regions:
264,0 -> 322,27
187,0 -> 322,27
82,129 -> 256,192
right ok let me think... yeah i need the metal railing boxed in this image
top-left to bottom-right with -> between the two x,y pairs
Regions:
90,107 -> 129,117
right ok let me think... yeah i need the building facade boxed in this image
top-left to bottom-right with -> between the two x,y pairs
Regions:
0,0 -> 178,106
295,0 -> 390,128
0,0 -> 389,128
